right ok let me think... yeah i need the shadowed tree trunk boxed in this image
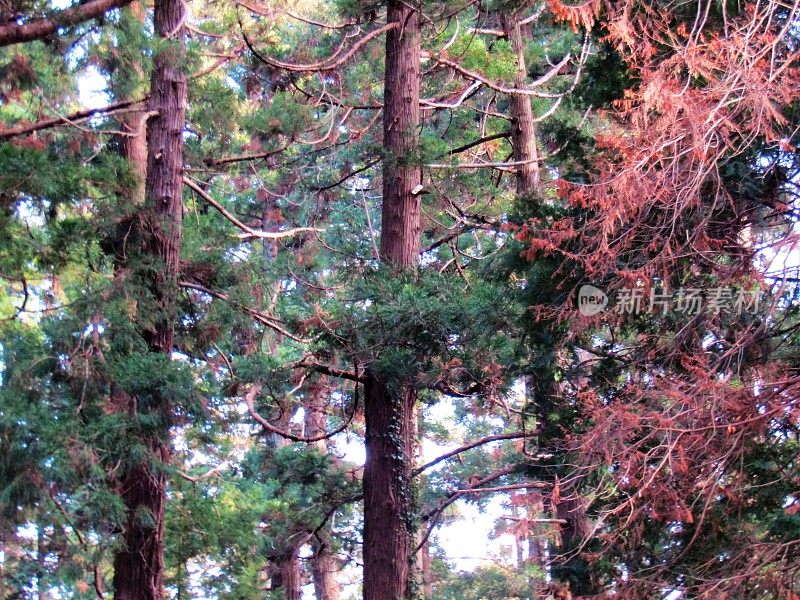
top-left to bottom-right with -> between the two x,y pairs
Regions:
112,0 -> 187,596
362,3 -> 421,598
272,549 -> 302,600
304,374 -> 342,600
501,12 -> 559,599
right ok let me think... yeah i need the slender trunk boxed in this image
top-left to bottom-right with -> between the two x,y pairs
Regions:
526,489 -> 547,598
502,14 -> 547,598
0,535 -> 4,600
510,489 -> 526,569
120,2 -> 148,207
303,376 -> 342,600
112,0 -> 187,597
36,528 -> 46,600
500,12 -> 540,195
363,4 -> 421,599
419,540 -> 432,599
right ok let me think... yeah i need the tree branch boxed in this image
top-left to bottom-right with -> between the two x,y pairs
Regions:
243,22 -> 397,73
179,280 -> 312,343
0,0 -> 134,46
244,383 -> 358,443
183,176 -> 324,240
413,432 -> 532,475
0,98 -> 143,140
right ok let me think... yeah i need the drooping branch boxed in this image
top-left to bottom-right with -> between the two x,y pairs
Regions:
179,280 -> 312,343
413,432 -> 532,475
243,22 -> 397,73
183,176 -> 324,240
0,98 -> 144,140
310,158 -> 381,192
426,51 -> 572,97
244,383 -> 359,443
0,0 -> 135,46
207,142 -> 291,166
281,8 -> 362,30
416,465 -> 535,552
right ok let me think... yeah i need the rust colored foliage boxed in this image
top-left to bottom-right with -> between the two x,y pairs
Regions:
520,0 -> 800,596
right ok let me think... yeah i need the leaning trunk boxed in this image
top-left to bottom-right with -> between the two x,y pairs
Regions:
112,0 -> 187,596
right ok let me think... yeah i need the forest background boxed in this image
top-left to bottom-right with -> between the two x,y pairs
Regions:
0,0 -> 798,597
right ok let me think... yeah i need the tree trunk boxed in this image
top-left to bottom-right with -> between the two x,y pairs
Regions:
312,543 -> 340,600
120,2 -> 148,208
112,0 -> 187,596
363,4 -> 421,599
273,548 -> 302,600
378,0 -> 422,269
363,378 -> 416,600
500,11 -> 540,195
305,374 -> 341,600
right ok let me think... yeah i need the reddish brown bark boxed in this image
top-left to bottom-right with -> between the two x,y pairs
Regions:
120,2 -> 149,208
363,378 -> 416,600
0,0 -> 135,47
500,12 -> 540,194
378,0 -> 422,269
272,550 -> 302,600
112,0 -> 187,597
362,3 -> 421,599
312,544 -> 340,600
304,375 -> 342,600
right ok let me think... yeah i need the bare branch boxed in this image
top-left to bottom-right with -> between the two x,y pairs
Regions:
243,22 -> 397,73
244,383 -> 358,443
179,280 -> 312,343
414,432 -> 532,475
183,176 -> 324,240
0,98 -> 143,140
426,51 -> 572,97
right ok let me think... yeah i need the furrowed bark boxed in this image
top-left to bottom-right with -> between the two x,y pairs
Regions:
378,0 -> 422,268
500,11 -> 540,194
363,378 -> 416,600
362,2 -> 421,599
112,0 -> 187,596
272,550 -> 302,600
0,0 -> 134,47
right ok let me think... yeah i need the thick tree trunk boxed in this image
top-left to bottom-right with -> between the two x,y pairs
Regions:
363,378 -> 416,600
272,549 -> 302,600
112,0 -> 187,597
378,0 -> 421,269
363,6 -> 421,599
500,12 -> 540,194
312,544 -> 340,600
